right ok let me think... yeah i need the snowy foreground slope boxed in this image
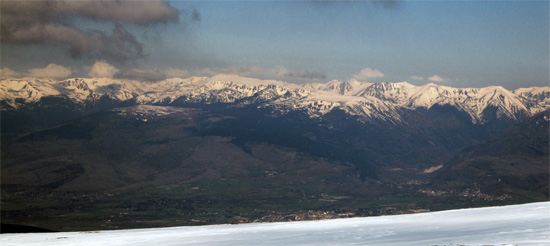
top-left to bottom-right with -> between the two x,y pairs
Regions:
2,202 -> 549,246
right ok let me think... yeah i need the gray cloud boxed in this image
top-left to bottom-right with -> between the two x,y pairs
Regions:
198,66 -> 285,78
28,63 -> 72,79
428,74 -> 446,83
284,71 -> 326,80
196,66 -> 326,81
311,0 -> 399,9
370,0 -> 399,9
88,60 -> 119,78
164,68 -> 190,78
0,67 -> 22,78
91,22 -> 143,61
115,68 -> 166,82
1,0 -> 181,62
1,0 -> 179,26
192,8 -> 201,22
353,67 -> 384,81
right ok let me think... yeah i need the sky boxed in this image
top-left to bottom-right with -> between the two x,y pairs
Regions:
0,0 -> 548,90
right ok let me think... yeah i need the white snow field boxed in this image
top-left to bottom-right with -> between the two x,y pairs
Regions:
1,202 -> 549,246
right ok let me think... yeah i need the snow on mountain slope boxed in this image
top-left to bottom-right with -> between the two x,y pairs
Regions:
1,202 -> 548,246
0,77 -> 142,105
357,81 -> 418,105
306,79 -> 372,96
360,82 -> 534,123
1,75 -> 546,123
514,86 -> 550,115
300,90 -> 402,122
0,78 -> 61,104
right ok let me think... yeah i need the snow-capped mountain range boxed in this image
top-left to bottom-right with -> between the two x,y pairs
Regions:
1,74 -> 548,123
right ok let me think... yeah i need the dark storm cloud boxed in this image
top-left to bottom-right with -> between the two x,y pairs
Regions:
0,0 -> 180,62
87,22 -> 143,61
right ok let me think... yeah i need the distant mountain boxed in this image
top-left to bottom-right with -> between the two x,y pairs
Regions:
432,110 -> 549,201
513,87 -> 550,115
2,75 -> 547,125
305,79 -> 371,96
358,82 -> 535,123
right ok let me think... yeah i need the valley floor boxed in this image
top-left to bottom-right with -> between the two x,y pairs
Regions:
1,202 -> 548,246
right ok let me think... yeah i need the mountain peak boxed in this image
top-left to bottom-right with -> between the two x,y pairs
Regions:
1,76 -> 547,124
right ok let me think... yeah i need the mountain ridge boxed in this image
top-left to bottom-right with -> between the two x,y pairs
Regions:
2,75 -> 547,124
